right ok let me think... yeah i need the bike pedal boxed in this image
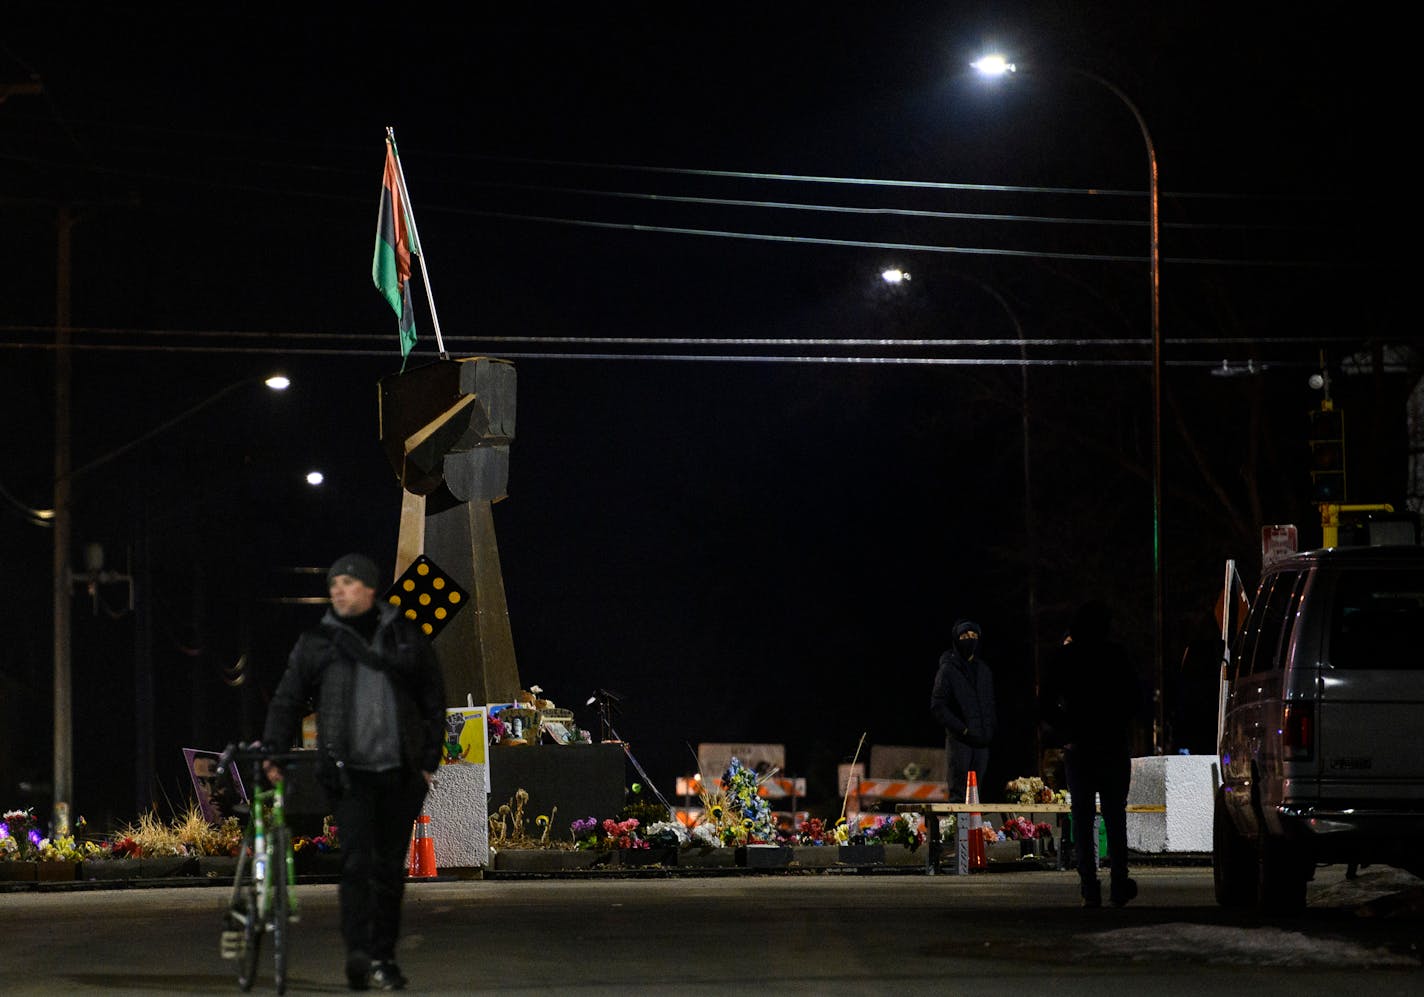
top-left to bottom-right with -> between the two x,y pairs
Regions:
219,930 -> 243,960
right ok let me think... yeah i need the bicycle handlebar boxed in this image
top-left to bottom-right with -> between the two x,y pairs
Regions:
216,742 -> 321,776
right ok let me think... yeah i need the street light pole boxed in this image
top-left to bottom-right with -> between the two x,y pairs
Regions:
1071,68 -> 1164,755
972,56 -> 1165,753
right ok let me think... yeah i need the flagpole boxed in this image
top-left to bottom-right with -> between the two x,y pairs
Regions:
386,127 -> 448,359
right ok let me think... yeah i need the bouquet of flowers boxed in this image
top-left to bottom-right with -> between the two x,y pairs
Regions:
865,814 -> 925,850
1004,776 -> 1068,806
569,816 -> 600,850
1000,815 -> 1038,840
602,817 -> 647,850
1,808 -> 43,861
796,817 -> 834,846
641,820 -> 689,849
693,756 -> 776,846
720,758 -> 774,844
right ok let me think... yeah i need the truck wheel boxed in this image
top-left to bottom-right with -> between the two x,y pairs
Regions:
1213,788 -> 1255,908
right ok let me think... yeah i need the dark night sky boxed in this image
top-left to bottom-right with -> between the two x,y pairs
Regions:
1,4 -> 1411,827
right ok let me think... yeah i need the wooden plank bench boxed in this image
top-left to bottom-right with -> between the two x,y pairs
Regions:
895,802 -> 1166,874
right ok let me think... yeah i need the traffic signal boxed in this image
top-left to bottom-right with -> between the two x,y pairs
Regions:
1308,404 -> 1345,503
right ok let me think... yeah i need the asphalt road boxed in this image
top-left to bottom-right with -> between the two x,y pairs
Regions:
2,865 -> 1420,995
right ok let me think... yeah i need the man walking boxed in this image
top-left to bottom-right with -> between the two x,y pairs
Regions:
1041,600 -> 1142,908
264,553 -> 446,990
930,619 -> 996,803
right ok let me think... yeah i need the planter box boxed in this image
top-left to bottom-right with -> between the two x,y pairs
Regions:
678,847 -> 736,869
789,845 -> 839,869
986,839 -> 1046,864
138,856 -> 197,878
736,845 -> 792,869
837,843 -> 886,866
491,848 -> 610,872
0,862 -> 37,882
82,860 -> 141,882
883,845 -> 925,867
616,847 -> 677,868
37,861 -> 79,882
195,856 -> 239,882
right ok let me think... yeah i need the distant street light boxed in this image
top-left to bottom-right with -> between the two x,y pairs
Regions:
973,53 -> 1166,753
305,470 -> 325,486
51,372 -> 291,831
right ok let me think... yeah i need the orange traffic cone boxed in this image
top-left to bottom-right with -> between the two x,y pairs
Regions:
407,814 -> 437,878
966,771 -> 987,872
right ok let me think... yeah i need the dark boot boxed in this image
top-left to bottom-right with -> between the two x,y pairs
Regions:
345,951 -> 371,991
368,961 -> 408,991
1110,877 -> 1138,908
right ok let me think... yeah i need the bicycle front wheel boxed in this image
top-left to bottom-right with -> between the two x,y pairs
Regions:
236,857 -> 263,992
271,826 -> 291,994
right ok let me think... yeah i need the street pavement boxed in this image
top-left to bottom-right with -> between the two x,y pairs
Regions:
1,864 -> 1421,995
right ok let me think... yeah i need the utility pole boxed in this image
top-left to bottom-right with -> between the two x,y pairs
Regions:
53,204 -> 75,836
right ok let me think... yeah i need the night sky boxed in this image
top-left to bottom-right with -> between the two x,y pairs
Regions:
2,4 -> 1411,828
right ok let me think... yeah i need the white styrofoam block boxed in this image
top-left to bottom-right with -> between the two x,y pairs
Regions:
421,761 -> 489,868
1126,754 -> 1218,853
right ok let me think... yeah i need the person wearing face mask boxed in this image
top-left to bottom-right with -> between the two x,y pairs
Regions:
930,619 -> 996,804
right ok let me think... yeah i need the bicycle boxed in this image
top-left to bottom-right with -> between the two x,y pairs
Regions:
217,744 -> 310,994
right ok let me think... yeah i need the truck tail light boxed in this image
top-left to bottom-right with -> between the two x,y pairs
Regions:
1283,702 -> 1314,761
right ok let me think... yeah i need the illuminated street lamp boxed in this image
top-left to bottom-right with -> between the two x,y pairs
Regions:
973,53 -> 1166,752
50,372 -> 291,831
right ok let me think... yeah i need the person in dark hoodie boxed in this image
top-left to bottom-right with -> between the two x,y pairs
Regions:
930,619 -> 996,803
1040,600 -> 1142,908
263,553 -> 446,991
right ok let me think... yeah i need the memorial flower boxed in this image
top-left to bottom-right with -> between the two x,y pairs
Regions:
1004,776 -> 1067,806
689,823 -> 720,848
864,814 -> 924,850
642,820 -> 688,849
570,816 -> 600,849
602,817 -> 647,850
720,758 -> 774,844
796,817 -> 833,845
1,808 -> 44,860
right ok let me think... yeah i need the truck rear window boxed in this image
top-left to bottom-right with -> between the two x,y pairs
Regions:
1330,569 -> 1424,670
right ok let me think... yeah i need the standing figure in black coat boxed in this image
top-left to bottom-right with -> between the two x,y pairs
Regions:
930,619 -> 996,803
1041,600 -> 1142,908
264,553 -> 446,991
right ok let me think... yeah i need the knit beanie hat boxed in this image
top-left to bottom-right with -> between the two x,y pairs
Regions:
327,553 -> 380,590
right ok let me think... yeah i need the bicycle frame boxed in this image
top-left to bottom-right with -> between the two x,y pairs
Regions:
220,747 -> 309,994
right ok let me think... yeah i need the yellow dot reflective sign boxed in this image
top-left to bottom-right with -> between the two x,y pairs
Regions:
432,577 -> 445,590
403,580 -> 415,592
421,622 -> 433,635
405,609 -> 417,620
417,562 -> 429,575
419,593 -> 431,606
434,607 -> 447,620
448,591 -> 461,604
388,595 -> 401,606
